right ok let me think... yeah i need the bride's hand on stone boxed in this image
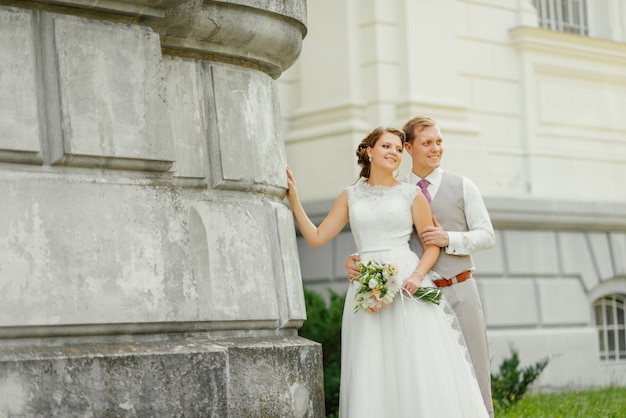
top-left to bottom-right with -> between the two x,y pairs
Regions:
286,166 -> 299,203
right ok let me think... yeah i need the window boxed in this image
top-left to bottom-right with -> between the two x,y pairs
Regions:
532,0 -> 589,36
594,294 -> 626,361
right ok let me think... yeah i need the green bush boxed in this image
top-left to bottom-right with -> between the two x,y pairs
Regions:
299,286 -> 345,418
491,346 -> 550,412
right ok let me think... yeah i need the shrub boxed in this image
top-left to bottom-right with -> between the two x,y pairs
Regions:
299,286 -> 345,417
491,346 -> 550,412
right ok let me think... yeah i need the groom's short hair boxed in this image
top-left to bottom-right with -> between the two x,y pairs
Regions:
402,115 -> 437,144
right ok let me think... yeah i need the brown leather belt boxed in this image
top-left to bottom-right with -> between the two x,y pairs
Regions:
432,270 -> 472,288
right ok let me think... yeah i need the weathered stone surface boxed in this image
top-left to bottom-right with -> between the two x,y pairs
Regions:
207,62 -> 286,193
0,0 -> 307,332
0,171 -> 195,328
162,55 -> 209,182
0,6 -> 41,164
0,0 -> 319,415
224,337 -> 324,418
187,198 -> 305,324
41,12 -> 174,170
0,337 -> 324,417
0,339 -> 229,417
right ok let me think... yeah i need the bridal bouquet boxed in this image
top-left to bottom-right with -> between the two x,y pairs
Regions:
351,260 -> 443,313
350,259 -> 401,313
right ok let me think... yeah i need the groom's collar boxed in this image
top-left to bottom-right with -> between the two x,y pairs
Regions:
406,167 -> 442,186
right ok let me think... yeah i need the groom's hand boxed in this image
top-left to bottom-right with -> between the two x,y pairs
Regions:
419,216 -> 449,248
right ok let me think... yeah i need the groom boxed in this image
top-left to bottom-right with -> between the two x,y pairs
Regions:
345,115 -> 495,417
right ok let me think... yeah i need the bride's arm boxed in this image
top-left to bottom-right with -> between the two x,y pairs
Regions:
286,167 -> 349,248
407,193 -> 440,287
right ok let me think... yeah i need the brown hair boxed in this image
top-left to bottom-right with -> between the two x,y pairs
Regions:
355,127 -> 406,179
402,115 -> 436,145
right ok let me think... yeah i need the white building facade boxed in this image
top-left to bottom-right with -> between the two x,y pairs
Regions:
280,0 -> 626,389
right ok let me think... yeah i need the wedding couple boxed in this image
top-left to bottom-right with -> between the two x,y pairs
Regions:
286,115 -> 495,417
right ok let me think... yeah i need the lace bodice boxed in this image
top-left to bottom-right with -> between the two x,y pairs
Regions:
347,181 -> 417,254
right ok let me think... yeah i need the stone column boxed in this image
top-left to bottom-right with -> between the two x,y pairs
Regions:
0,1 -> 322,416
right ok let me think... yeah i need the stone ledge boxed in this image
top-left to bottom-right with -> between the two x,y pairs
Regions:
143,0 -> 307,78
0,336 -> 324,417
486,196 -> 626,231
0,339 -> 229,417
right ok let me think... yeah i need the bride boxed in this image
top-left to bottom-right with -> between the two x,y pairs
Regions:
286,126 -> 488,417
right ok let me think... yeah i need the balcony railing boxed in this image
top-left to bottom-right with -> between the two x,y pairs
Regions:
532,0 -> 588,36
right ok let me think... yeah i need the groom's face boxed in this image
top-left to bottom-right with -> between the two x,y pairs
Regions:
405,125 -> 444,178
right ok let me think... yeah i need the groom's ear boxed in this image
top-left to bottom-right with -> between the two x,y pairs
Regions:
403,141 -> 412,154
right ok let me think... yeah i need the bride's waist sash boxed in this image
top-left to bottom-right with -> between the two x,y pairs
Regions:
359,245 -> 411,255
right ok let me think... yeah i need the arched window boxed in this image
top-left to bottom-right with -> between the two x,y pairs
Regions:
594,294 -> 626,361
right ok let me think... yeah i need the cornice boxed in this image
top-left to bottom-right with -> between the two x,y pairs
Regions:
302,196 -> 626,232
509,26 -> 626,66
485,196 -> 626,232
142,0 -> 307,78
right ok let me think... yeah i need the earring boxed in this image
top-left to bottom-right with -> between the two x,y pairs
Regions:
368,156 -> 372,162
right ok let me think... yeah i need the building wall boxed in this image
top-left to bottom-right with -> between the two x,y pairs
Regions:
280,0 -> 626,389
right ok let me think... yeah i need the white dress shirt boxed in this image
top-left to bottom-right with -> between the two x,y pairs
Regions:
407,167 -> 495,256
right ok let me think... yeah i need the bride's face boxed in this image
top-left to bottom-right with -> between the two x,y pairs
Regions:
368,132 -> 403,173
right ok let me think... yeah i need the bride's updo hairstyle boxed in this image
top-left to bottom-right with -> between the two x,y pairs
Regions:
356,126 -> 406,179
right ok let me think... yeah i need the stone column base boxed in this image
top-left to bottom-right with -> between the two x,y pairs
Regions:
0,336 -> 324,417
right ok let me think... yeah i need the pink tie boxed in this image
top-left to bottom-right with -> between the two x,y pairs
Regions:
417,179 -> 432,204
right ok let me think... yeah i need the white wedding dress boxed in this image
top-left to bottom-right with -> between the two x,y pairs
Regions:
339,181 -> 488,418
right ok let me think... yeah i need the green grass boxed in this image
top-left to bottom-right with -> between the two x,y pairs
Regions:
496,386 -> 626,418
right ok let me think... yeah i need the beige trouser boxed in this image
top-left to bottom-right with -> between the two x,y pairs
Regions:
442,277 -> 494,418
